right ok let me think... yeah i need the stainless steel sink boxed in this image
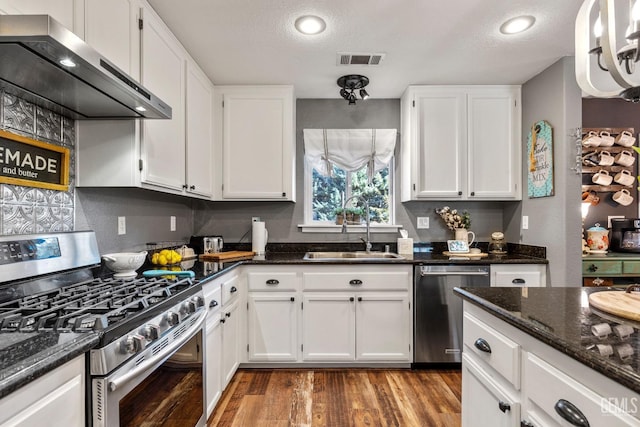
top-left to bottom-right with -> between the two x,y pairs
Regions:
303,251 -> 405,261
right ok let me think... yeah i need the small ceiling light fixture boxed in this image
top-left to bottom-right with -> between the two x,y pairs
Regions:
499,15 -> 536,34
294,15 -> 326,35
59,58 -> 76,67
337,74 -> 370,105
576,0 -> 640,101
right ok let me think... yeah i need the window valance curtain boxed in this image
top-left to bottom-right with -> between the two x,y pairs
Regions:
303,128 -> 397,181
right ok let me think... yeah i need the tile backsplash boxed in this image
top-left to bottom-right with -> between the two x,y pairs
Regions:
0,91 -> 75,234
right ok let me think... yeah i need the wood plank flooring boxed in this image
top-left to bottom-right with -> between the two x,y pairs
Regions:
208,369 -> 462,427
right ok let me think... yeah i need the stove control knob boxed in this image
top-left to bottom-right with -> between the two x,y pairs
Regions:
165,311 -> 180,326
182,300 -> 197,315
141,324 -> 160,341
191,295 -> 205,308
120,334 -> 145,354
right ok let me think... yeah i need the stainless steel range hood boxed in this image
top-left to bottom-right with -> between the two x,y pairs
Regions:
0,15 -> 171,120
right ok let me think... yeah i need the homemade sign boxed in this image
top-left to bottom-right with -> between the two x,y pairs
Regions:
527,120 -> 554,198
0,130 -> 70,191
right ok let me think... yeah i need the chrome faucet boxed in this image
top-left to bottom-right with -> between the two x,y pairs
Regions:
341,195 -> 371,252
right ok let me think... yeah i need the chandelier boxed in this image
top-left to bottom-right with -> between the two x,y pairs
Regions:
337,75 -> 370,105
576,0 -> 640,101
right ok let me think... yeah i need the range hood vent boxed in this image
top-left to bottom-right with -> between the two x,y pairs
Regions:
337,52 -> 385,66
0,15 -> 171,120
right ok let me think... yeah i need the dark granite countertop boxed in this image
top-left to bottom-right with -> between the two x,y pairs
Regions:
454,286 -> 640,394
0,331 -> 99,399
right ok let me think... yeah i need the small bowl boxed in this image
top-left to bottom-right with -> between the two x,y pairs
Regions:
102,251 -> 147,278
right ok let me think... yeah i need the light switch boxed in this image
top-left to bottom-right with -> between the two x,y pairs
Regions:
522,215 -> 529,230
417,217 -> 429,229
170,216 -> 176,231
118,216 -> 126,235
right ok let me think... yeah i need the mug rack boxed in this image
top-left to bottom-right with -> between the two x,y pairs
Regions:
581,127 -> 636,193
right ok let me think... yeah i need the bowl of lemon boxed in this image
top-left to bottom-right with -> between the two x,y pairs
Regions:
149,248 -> 183,266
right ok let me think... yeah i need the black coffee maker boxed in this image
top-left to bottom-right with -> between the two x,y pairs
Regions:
610,218 -> 640,252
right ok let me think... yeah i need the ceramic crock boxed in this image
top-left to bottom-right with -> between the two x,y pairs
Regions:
586,223 -> 609,251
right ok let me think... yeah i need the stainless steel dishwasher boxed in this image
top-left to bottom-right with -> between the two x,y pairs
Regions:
414,264 -> 490,366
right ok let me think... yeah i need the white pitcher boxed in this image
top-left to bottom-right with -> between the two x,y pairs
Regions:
454,228 -> 475,245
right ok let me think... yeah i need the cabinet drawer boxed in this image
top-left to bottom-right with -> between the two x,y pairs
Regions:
204,285 -> 222,315
623,261 -> 640,275
221,274 -> 240,306
463,312 -> 520,389
303,271 -> 409,291
582,260 -> 622,275
248,272 -> 299,291
524,353 -> 640,426
491,264 -> 545,287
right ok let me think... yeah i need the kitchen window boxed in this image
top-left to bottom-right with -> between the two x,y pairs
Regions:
300,129 -> 400,232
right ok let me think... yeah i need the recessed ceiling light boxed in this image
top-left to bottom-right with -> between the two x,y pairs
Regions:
59,58 -> 76,67
135,106 -> 146,112
295,15 -> 326,35
499,15 -> 535,34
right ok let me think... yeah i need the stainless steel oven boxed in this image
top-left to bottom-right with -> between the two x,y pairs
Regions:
92,305 -> 206,427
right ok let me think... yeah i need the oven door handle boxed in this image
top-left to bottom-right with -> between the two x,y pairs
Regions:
108,311 -> 206,392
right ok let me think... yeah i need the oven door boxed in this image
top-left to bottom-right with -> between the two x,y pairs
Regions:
92,311 -> 206,427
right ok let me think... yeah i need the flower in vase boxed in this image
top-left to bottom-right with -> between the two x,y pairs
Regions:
435,206 -> 471,231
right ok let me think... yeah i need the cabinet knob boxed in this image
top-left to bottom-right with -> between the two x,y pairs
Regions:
474,338 -> 492,353
470,191 -> 475,196
290,297 -> 295,302
458,191 -> 462,196
349,297 -> 355,302
358,297 -> 363,302
266,279 -> 280,285
588,264 -> 598,272
182,184 -> 188,189
190,185 -> 195,190
554,399 -> 589,427
220,318 -> 225,324
209,300 -> 219,309
225,312 -> 231,318
498,401 -> 511,413
349,279 -> 363,285
230,286 -> 237,293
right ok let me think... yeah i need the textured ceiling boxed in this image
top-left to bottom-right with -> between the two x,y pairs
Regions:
147,0 -> 583,99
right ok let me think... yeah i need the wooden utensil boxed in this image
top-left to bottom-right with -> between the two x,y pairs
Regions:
588,291 -> 640,321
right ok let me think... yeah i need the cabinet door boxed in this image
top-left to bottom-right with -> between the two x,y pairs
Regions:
0,1 -> 81,34
186,60 -> 214,198
462,353 -> 520,427
413,89 -> 466,199
84,0 -> 138,77
221,299 -> 240,388
140,6 -> 186,191
491,264 -> 546,287
301,293 -> 355,361
355,292 -> 411,361
205,314 -> 223,417
247,293 -> 298,362
222,88 -> 294,200
467,87 -> 521,199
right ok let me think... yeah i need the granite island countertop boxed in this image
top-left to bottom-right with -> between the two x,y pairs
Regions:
454,286 -> 640,394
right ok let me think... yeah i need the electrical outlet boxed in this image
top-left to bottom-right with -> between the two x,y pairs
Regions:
252,217 -> 260,222
417,217 -> 429,229
118,216 -> 126,235
170,216 -> 176,231
522,215 -> 529,230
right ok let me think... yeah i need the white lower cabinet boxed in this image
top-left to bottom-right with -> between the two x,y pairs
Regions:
221,298 -> 241,387
205,310 -> 223,417
462,303 -> 640,427
0,355 -> 85,427
247,293 -> 298,361
302,293 -> 356,361
462,353 -> 520,427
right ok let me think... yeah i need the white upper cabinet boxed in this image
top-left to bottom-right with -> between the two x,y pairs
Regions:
139,5 -> 186,192
214,85 -> 295,201
0,0 -> 84,35
401,85 -> 521,201
76,0 -> 214,200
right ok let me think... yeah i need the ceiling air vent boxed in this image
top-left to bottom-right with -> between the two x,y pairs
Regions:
337,52 -> 385,66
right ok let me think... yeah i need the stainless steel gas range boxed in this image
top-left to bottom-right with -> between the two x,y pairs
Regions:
0,231 -> 206,427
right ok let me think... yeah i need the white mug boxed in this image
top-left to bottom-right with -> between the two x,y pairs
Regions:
591,322 -> 612,339
596,344 -> 614,357
454,228 -> 475,246
598,150 -> 614,166
582,131 -> 602,147
613,189 -> 634,206
614,169 -> 636,187
615,130 -> 636,147
615,343 -> 634,362
613,324 -> 634,341
599,131 -> 615,147
615,150 -> 635,167
592,169 -> 613,186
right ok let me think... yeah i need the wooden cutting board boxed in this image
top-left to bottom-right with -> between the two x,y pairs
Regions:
589,291 -> 640,321
199,251 -> 255,261
442,251 -> 488,258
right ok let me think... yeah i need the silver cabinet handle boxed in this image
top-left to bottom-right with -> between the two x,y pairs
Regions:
512,278 -> 526,284
266,279 -> 279,285
349,279 -> 363,285
474,338 -> 492,353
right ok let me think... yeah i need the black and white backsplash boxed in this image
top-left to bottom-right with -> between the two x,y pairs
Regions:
0,91 -> 75,234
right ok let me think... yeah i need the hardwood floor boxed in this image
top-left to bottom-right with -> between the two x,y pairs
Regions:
208,368 -> 462,427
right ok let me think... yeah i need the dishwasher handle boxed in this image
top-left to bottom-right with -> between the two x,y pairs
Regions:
420,270 -> 489,277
